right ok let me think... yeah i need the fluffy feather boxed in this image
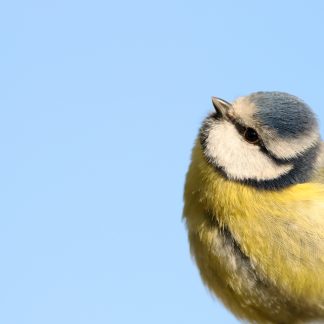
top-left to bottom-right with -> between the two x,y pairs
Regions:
184,142 -> 324,323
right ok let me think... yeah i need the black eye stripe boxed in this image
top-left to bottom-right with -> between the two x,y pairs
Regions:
230,119 -> 261,146
233,122 -> 246,135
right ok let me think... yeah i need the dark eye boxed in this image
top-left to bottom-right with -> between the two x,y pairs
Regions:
244,127 -> 259,144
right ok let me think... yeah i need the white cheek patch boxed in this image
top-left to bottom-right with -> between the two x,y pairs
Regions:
205,121 -> 293,181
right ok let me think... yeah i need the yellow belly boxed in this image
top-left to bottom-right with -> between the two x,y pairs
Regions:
183,141 -> 324,323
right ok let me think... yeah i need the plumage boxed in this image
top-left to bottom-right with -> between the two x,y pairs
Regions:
183,92 -> 324,323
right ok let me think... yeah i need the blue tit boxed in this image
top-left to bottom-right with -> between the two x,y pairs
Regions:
183,91 -> 324,323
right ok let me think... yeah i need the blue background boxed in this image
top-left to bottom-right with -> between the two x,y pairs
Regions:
1,1 -> 324,323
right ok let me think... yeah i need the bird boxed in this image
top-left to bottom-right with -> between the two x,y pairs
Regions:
183,91 -> 324,323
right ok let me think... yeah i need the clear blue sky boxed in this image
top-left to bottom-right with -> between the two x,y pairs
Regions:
1,1 -> 324,323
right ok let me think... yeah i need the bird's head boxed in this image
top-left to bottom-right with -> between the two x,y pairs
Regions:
200,91 -> 321,189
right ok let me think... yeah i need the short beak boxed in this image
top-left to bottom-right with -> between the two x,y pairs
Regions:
211,97 -> 232,116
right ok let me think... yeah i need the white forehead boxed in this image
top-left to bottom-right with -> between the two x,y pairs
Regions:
231,96 -> 258,125
229,96 -> 320,159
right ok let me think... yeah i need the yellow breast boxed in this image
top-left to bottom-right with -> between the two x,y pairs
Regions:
183,141 -> 324,322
